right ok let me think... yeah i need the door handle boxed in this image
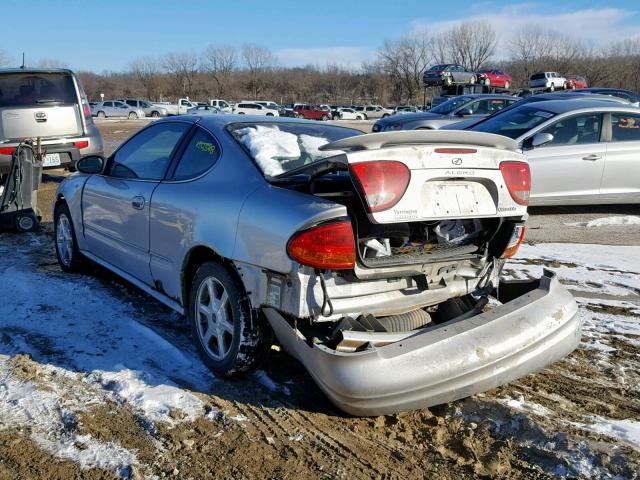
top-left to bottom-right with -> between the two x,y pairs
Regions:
131,195 -> 145,210
582,154 -> 601,161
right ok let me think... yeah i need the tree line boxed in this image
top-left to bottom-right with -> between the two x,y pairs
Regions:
5,21 -> 640,105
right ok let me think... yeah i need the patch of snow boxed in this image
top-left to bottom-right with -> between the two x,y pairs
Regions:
500,394 -> 553,417
585,417 -> 640,450
565,216 -> 640,228
229,413 -> 248,422
236,125 -> 300,176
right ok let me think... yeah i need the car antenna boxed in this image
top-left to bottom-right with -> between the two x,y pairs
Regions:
20,52 -> 25,69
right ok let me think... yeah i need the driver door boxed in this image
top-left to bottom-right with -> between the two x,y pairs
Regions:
82,122 -> 191,283
525,113 -> 605,205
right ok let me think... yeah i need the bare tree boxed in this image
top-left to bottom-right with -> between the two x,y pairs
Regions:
129,56 -> 160,99
509,25 -> 557,80
241,44 -> 273,98
444,20 -> 497,70
163,51 -> 198,98
377,33 -> 432,103
202,44 -> 236,96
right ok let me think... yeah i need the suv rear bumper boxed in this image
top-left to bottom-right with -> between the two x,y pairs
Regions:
0,135 -> 103,173
264,271 -> 580,416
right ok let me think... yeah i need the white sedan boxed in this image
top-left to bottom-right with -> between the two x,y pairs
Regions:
233,102 -> 279,116
335,108 -> 364,120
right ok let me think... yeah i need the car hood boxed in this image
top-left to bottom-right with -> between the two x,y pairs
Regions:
375,111 -> 447,126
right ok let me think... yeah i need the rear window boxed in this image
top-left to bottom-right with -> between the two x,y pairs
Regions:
470,106 -> 556,139
0,72 -> 78,107
530,73 -> 545,80
228,122 -> 361,176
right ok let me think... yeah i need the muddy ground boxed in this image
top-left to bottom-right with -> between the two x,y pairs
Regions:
0,118 -> 638,479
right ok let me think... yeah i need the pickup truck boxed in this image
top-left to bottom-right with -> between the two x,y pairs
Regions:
152,98 -> 198,116
208,99 -> 232,113
294,105 -> 330,120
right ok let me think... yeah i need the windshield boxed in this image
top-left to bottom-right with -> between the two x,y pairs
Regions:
470,106 -> 556,139
428,65 -> 447,72
228,122 -> 361,176
430,96 -> 472,114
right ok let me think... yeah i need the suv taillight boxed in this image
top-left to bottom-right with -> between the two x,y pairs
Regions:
350,161 -> 410,213
502,224 -> 526,258
287,220 -> 355,269
500,161 -> 530,206
82,102 -> 92,119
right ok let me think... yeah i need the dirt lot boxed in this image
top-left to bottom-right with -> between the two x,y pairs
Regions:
1,118 -> 638,479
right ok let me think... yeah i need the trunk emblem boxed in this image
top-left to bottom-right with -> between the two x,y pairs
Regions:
35,111 -> 47,120
451,158 -> 463,165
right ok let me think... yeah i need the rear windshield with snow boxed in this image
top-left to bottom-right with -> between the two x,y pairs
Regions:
0,72 -> 78,108
228,122 -> 361,176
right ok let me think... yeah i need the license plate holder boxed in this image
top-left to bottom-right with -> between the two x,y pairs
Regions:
43,153 -> 61,167
429,183 -> 479,216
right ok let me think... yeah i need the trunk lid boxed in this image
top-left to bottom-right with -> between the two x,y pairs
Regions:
0,71 -> 83,141
320,130 -> 527,225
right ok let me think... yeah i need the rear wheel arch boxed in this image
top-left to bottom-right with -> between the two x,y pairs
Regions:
181,245 -> 235,308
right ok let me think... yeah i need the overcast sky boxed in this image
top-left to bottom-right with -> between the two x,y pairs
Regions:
2,0 -> 638,71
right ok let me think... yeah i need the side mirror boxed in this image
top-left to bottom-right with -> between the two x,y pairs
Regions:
456,108 -> 473,116
531,132 -> 554,148
76,155 -> 104,174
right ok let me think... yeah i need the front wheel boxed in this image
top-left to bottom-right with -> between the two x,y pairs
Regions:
321,115 -> 328,121
484,78 -> 491,86
266,112 -> 274,116
504,81 -> 510,89
97,111 -> 106,118
470,75 -> 476,84
189,261 -> 270,376
151,111 -> 161,118
549,84 -> 555,92
54,202 -> 86,272
128,112 -> 138,119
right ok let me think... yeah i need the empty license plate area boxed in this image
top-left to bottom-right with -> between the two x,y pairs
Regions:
421,181 -> 496,218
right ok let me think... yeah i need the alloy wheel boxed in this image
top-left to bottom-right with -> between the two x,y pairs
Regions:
195,276 -> 234,361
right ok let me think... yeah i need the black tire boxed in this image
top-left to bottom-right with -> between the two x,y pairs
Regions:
382,113 -> 389,118
54,202 -> 86,272
549,84 -> 555,92
97,111 -> 106,118
128,112 -> 138,119
16,212 -> 38,232
238,112 -> 245,115
362,113 -> 368,120
188,261 -> 270,377
151,111 -> 161,118
266,112 -> 274,116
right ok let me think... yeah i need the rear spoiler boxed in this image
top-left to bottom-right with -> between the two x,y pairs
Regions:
320,130 -> 518,152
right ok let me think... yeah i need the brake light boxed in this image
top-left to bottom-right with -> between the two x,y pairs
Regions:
0,147 -> 16,155
500,161 -> 530,206
350,161 -> 410,213
502,224 -> 526,258
287,220 -> 355,269
434,148 -> 477,154
75,140 -> 89,149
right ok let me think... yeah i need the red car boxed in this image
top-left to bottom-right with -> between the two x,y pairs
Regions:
293,105 -> 329,120
567,76 -> 588,89
476,69 -> 512,89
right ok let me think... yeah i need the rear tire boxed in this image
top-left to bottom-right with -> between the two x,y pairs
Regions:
504,81 -> 510,89
54,202 -> 86,273
470,75 -> 476,84
128,112 -> 138,119
189,261 -> 271,377
97,111 -> 106,118
321,115 -> 328,121
151,111 -> 161,118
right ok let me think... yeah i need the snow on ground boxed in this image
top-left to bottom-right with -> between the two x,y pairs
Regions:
565,215 -> 640,228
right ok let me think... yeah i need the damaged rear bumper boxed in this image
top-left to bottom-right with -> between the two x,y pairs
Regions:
264,270 -> 581,416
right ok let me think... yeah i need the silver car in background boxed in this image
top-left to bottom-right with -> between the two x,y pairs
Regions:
467,98 -> 640,205
120,98 -> 169,118
0,68 -> 103,171
92,100 -> 146,119
373,94 -> 519,132
53,116 -> 580,415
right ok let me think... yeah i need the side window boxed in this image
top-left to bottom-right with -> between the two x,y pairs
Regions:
468,99 -> 491,114
180,100 -> 190,106
104,101 -> 113,107
108,123 -> 190,180
538,113 -> 602,147
611,113 -> 640,142
126,100 -> 136,107
172,128 -> 220,180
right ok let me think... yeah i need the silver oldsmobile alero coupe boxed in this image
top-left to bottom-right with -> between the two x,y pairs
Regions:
54,115 -> 581,415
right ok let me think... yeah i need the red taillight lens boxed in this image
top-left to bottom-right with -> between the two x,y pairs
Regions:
0,147 -> 16,155
287,220 -> 355,270
350,161 -> 410,213
500,161 -> 531,206
82,103 -> 92,119
502,224 -> 526,258
75,140 -> 89,149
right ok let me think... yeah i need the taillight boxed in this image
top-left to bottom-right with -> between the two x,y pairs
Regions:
500,161 -> 530,206
287,220 -> 355,269
82,103 -> 92,119
75,140 -> 89,149
350,161 -> 410,213
0,147 -> 16,155
502,224 -> 526,258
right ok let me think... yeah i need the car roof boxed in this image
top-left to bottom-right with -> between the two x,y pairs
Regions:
516,98 -> 640,114
446,94 -> 518,100
0,67 -> 75,75
156,115 -> 352,129
525,92 -> 631,103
